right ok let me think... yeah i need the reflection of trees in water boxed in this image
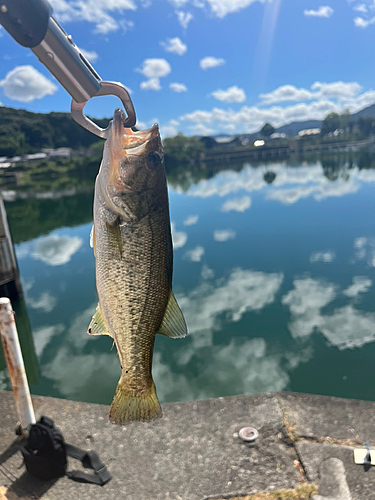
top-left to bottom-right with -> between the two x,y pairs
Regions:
320,156 -> 353,182
5,191 -> 94,244
3,150 -> 375,243
356,149 -> 375,171
167,150 -> 375,191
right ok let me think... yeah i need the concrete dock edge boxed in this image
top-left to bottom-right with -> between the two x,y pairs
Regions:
1,390 -> 375,499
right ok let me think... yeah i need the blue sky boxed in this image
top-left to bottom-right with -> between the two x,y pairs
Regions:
1,0 -> 375,137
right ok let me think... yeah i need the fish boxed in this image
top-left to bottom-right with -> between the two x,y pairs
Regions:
88,108 -> 187,425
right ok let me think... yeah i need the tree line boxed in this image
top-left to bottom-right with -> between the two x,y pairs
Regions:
0,106 -> 108,157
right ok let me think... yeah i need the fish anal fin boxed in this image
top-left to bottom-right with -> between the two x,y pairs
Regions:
88,303 -> 113,338
157,290 -> 187,339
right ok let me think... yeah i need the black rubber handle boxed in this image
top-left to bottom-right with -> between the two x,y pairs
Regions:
0,0 -> 52,48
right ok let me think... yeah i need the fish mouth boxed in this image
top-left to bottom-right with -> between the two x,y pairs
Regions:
112,109 -> 159,155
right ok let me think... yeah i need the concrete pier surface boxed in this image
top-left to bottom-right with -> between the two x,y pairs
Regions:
1,390 -> 375,499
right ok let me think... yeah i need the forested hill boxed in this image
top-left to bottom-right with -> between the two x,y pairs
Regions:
0,107 -> 109,156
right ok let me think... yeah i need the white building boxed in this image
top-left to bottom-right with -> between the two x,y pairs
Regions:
298,128 -> 321,137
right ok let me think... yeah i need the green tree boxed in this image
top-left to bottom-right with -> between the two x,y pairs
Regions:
321,112 -> 340,136
358,117 -> 375,137
260,123 -> 275,137
163,133 -> 205,171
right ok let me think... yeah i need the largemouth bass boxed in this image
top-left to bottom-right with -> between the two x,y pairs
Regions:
88,108 -> 187,425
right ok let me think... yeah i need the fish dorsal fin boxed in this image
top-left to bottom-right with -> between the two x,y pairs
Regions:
88,303 -> 113,337
157,290 -> 187,339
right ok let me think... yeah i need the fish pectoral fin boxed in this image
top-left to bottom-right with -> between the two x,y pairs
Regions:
87,303 -> 113,337
157,290 -> 187,339
89,224 -> 95,253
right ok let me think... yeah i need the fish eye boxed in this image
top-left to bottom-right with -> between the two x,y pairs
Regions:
147,151 -> 162,168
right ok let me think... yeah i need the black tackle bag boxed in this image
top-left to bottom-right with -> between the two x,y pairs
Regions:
21,416 -> 111,485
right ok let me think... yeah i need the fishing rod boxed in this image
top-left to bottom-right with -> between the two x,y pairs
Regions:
0,0 -> 136,137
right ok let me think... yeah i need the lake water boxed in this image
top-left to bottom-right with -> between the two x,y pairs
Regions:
1,152 -> 375,405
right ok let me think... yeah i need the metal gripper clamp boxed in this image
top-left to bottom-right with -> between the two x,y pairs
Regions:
0,0 -> 136,137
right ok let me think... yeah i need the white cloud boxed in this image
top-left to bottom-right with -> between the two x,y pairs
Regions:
140,78 -> 161,91
136,58 -> 171,79
311,81 -> 362,99
176,10 -> 193,29
200,56 -> 225,70
309,250 -> 336,263
204,0 -> 263,18
221,196 -> 251,212
354,3 -> 368,13
184,215 -> 199,226
180,100 -> 336,134
354,16 -> 375,27
343,276 -> 372,298
211,85 -> 246,103
118,18 -> 135,32
304,5 -> 334,17
184,246 -> 205,262
170,82 -> 188,92
171,222 -> 187,249
27,292 -> 57,313
169,0 -> 272,20
50,0 -> 136,34
160,37 -> 187,55
260,85 -> 313,104
169,0 -> 189,6
179,80 -> 375,135
189,123 -> 215,136
213,229 -> 236,241
79,48 -> 98,63
32,234 -> 83,266
0,66 -> 58,102
260,81 -> 362,105
160,119 -> 180,137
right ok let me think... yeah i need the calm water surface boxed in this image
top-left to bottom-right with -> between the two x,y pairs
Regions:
1,153 -> 375,405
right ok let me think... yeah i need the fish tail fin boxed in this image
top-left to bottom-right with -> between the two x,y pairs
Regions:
109,377 -> 162,425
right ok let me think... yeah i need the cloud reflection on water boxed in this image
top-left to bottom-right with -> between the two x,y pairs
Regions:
213,229 -> 236,241
32,234 -> 83,266
154,340 -> 313,403
185,161 -> 375,205
282,276 -> 375,350
171,222 -> 188,249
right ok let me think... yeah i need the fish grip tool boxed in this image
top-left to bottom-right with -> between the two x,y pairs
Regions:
20,415 -> 111,485
0,0 -> 136,136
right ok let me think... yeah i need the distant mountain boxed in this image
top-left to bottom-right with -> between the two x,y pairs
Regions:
352,103 -> 375,119
272,103 -> 375,137
275,120 -> 321,136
